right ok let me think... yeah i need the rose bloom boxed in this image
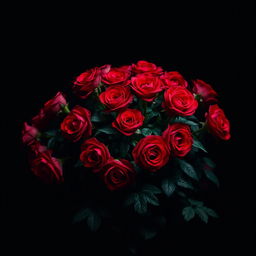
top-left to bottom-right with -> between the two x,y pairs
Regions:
132,60 -> 163,74
132,135 -> 170,172
73,64 -> 111,99
31,108 -> 49,130
43,92 -> 67,115
112,109 -> 144,136
130,73 -> 163,102
60,105 -> 92,142
162,123 -> 193,157
163,86 -> 198,116
101,65 -> 131,86
160,71 -> 188,89
31,92 -> 67,130
206,104 -> 231,140
99,85 -> 133,111
22,122 -> 39,146
100,159 -> 136,191
80,138 -> 111,171
192,79 -> 218,104
30,150 -> 64,184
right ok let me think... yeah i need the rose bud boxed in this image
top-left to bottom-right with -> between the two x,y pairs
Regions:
132,60 -> 163,75
132,135 -> 170,172
192,79 -> 218,104
22,122 -> 39,146
60,105 -> 92,142
112,108 -> 144,136
130,73 -> 163,102
163,86 -> 198,116
72,64 -> 111,99
30,150 -> 64,184
99,85 -> 133,112
43,92 -> 67,115
160,71 -> 188,89
80,138 -> 112,171
205,104 -> 231,140
100,159 -> 136,191
162,123 -> 193,157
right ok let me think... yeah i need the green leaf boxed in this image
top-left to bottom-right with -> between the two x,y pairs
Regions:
195,207 -> 208,223
142,184 -> 162,194
177,159 -> 199,181
145,111 -> 159,123
177,179 -> 194,190
74,160 -> 83,168
91,113 -> 101,122
152,127 -> 162,135
203,169 -> 220,187
134,194 -> 148,215
44,129 -> 58,137
87,212 -> 101,232
72,208 -> 101,231
142,192 -> 159,206
96,127 -> 117,135
124,193 -> 138,207
203,157 -> 216,169
161,178 -> 176,197
182,207 -> 195,221
202,207 -> 219,218
188,199 -> 204,207
72,208 -> 91,224
47,137 -> 56,149
193,138 -> 207,153
171,116 -> 199,126
141,128 -> 152,136
139,227 -> 157,240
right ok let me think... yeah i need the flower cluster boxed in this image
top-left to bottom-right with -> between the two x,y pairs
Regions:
22,60 -> 230,231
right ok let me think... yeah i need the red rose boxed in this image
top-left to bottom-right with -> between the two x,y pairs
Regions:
73,65 -> 111,99
80,138 -> 111,170
162,123 -> 193,157
30,141 -> 47,156
99,85 -> 133,111
30,150 -> 64,184
31,92 -> 67,130
206,104 -> 231,140
60,105 -> 92,142
192,79 -> 218,104
160,71 -> 188,89
102,65 -> 131,86
43,92 -> 67,115
32,108 -> 49,130
100,159 -> 136,191
112,109 -> 144,136
132,135 -> 170,172
132,60 -> 163,74
22,122 -> 39,146
130,73 -> 163,102
163,86 -> 198,116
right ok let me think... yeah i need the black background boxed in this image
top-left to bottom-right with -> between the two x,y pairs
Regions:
3,1 -> 255,255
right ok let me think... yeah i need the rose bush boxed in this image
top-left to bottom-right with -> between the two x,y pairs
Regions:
22,60 -> 231,251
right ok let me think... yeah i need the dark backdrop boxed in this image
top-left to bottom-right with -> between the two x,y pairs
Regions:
3,1 -> 254,255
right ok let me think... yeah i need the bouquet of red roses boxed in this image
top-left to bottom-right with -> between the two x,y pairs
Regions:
22,60 -> 230,246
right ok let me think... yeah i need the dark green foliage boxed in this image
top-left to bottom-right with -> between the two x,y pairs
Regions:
141,128 -> 152,136
161,178 -> 176,197
192,138 -> 207,152
73,208 -> 102,232
203,169 -> 220,187
124,185 -> 161,215
182,207 -> 195,221
177,159 -> 199,181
